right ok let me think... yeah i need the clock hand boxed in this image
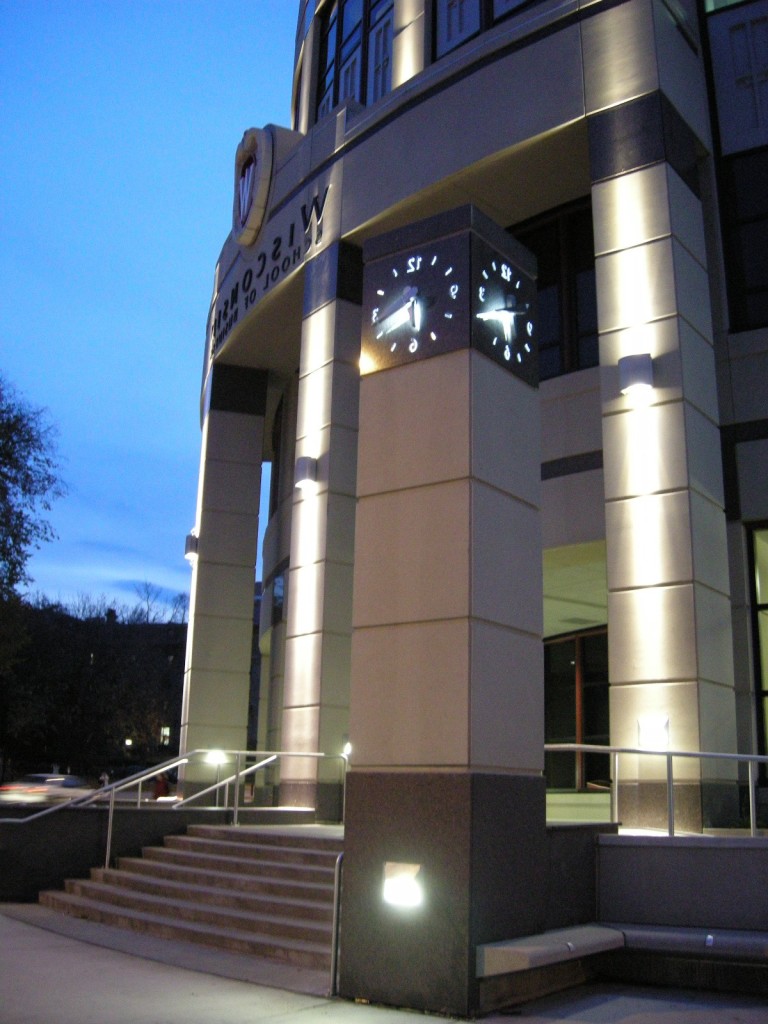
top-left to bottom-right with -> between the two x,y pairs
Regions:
475,303 -> 530,343
376,286 -> 421,338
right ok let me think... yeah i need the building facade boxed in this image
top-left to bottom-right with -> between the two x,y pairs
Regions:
181,0 -> 768,834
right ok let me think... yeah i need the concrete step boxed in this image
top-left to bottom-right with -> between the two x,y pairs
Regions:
62,878 -> 332,943
187,824 -> 344,853
39,889 -> 332,970
38,823 -> 342,971
91,866 -> 333,922
161,833 -> 341,868
115,855 -> 334,902
141,844 -> 336,884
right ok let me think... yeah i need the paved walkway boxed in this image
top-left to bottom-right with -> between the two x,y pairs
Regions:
1,906 -> 766,1024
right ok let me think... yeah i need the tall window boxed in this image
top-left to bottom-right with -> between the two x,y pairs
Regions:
513,200 -> 598,381
719,148 -> 768,331
434,0 -> 536,58
544,630 -> 609,790
707,1 -> 768,331
750,527 -> 768,764
316,0 -> 394,120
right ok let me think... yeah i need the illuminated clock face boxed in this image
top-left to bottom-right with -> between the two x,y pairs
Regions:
361,236 -> 470,373
472,237 -> 537,386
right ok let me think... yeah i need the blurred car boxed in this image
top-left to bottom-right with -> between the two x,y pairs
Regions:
0,773 -> 96,805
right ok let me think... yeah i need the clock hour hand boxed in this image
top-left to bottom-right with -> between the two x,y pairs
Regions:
375,286 -> 422,338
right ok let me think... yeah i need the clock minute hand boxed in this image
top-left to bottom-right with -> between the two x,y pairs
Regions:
376,286 -> 421,338
475,307 -> 527,343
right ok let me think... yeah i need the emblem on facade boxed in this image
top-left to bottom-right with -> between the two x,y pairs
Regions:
232,127 -> 273,247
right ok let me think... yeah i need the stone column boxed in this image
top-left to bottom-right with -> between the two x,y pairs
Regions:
589,85 -> 738,828
340,209 -> 544,1017
279,242 -> 362,818
180,365 -> 266,784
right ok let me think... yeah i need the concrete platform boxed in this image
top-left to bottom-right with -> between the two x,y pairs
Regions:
2,905 -> 768,1023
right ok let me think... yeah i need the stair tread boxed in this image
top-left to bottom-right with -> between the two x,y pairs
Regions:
144,846 -> 335,875
70,879 -> 331,932
41,891 -> 331,957
98,869 -> 332,912
117,857 -> 333,894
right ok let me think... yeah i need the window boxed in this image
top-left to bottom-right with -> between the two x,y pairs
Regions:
544,630 -> 609,790
434,0 -> 536,58
719,147 -> 768,331
513,201 -> 598,381
750,527 -> 768,766
316,0 -> 393,120
707,0 -> 768,155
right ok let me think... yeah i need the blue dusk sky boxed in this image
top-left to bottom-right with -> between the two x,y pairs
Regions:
1,1 -> 296,612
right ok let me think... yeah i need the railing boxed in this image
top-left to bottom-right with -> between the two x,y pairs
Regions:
0,748 -> 349,869
545,743 -> 768,837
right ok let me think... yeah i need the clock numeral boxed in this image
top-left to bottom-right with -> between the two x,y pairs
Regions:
371,307 -> 379,324
501,264 -> 512,282
406,255 -> 422,274
478,285 -> 486,302
450,284 -> 459,300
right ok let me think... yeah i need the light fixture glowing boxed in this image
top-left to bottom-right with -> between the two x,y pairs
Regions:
383,862 -> 423,907
637,713 -> 669,751
205,749 -> 228,766
294,455 -> 318,491
618,353 -> 654,397
184,530 -> 199,564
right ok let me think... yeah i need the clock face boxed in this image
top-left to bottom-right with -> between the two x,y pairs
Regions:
361,235 -> 470,373
471,237 -> 537,386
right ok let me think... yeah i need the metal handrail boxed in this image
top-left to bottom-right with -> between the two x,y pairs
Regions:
545,743 -> 768,837
1,748 -> 349,869
329,850 -> 344,997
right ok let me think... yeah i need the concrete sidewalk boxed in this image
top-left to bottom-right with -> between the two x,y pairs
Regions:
1,906 -> 766,1024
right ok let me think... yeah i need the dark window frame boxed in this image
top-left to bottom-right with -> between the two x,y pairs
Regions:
315,0 -> 394,121
544,627 -> 610,791
511,198 -> 599,381
431,0 -> 542,59
748,523 -> 768,773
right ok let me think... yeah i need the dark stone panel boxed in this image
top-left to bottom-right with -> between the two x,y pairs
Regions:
209,364 -> 268,416
339,772 -> 474,1016
469,773 -> 548,946
543,823 -> 618,930
303,241 -> 363,318
617,781 -> 703,833
339,771 -> 549,1017
597,836 -> 768,930
541,449 -> 603,480
0,808 -> 231,902
588,92 -> 701,197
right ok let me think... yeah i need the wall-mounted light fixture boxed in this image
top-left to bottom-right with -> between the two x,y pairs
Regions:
294,455 -> 318,491
383,862 -> 423,908
618,353 -> 654,397
184,530 -> 199,564
637,713 -> 669,751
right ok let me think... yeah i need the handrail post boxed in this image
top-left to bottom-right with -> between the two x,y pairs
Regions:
666,752 -> 675,836
233,752 -> 242,826
105,787 -> 116,869
748,760 -> 757,838
329,851 -> 344,996
611,750 -> 619,825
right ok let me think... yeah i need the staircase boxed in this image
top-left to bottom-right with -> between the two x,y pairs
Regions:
39,824 -> 343,972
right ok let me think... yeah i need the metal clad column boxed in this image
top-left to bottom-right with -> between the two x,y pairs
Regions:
279,242 -> 362,818
586,1 -> 738,829
180,365 -> 266,771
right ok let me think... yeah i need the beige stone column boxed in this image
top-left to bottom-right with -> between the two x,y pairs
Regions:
279,243 -> 361,817
180,365 -> 266,784
340,209 -> 544,1018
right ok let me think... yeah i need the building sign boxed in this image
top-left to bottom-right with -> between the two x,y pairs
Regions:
232,128 -> 273,246
209,184 -> 331,358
